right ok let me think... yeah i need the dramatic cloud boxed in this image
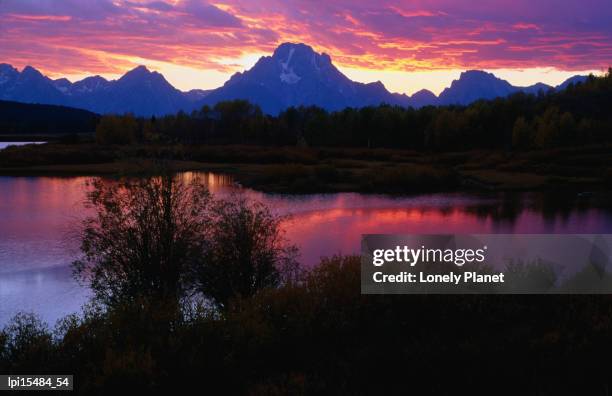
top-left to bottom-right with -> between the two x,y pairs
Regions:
0,0 -> 610,92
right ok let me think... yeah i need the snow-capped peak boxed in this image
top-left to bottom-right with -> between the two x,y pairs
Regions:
279,47 -> 301,84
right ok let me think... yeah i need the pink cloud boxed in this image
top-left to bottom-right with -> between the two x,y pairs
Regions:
513,23 -> 539,30
0,0 -> 610,80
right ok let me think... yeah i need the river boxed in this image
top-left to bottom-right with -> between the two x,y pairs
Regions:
0,141 -> 46,150
1,173 -> 612,325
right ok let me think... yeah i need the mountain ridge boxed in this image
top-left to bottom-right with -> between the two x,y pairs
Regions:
198,42 -> 409,113
0,44 -> 590,115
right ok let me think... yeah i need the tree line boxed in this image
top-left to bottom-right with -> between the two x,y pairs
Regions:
0,100 -> 99,135
96,69 -> 612,151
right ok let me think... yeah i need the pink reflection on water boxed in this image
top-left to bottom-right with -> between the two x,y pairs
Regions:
2,174 -> 612,272
0,177 -> 91,274
280,205 -> 612,266
1,173 -> 612,325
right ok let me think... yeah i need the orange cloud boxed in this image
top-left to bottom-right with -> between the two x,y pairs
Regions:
0,0 -> 609,92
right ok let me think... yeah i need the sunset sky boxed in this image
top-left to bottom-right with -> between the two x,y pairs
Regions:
1,0 -> 610,95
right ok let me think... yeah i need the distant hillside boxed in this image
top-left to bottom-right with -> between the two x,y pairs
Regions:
0,100 -> 99,134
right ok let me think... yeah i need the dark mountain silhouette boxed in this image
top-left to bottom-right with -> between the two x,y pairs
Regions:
520,82 -> 553,95
199,43 -> 407,114
1,64 -> 190,116
54,66 -> 189,115
0,64 -> 66,105
0,44 -> 591,115
184,88 -> 212,102
438,70 -> 517,105
70,75 -> 111,94
407,89 -> 438,107
436,70 -> 555,105
556,75 -> 588,90
52,78 -> 72,94
82,65 -> 191,116
61,76 -> 113,112
436,71 -> 590,105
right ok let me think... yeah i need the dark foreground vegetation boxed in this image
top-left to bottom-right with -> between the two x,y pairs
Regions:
2,175 -> 612,395
5,261 -> 612,395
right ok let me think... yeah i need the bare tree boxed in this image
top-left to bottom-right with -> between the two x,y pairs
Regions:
73,174 -> 212,309
192,195 -> 299,308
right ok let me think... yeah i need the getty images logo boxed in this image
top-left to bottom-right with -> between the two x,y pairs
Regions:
372,245 -> 488,267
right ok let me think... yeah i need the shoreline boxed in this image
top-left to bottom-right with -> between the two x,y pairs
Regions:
0,142 -> 609,194
0,160 -> 604,195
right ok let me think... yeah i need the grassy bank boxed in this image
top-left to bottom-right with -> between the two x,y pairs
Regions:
0,142 -> 610,193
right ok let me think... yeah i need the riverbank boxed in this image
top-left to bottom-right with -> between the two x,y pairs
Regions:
0,142 -> 610,193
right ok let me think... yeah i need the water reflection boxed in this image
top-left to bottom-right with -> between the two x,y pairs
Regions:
1,173 -> 612,324
0,142 -> 46,150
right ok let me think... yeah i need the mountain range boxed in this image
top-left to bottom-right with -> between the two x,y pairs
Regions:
0,43 -> 588,116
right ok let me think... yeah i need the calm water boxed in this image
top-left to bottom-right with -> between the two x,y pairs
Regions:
2,173 -> 612,325
0,141 -> 46,150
